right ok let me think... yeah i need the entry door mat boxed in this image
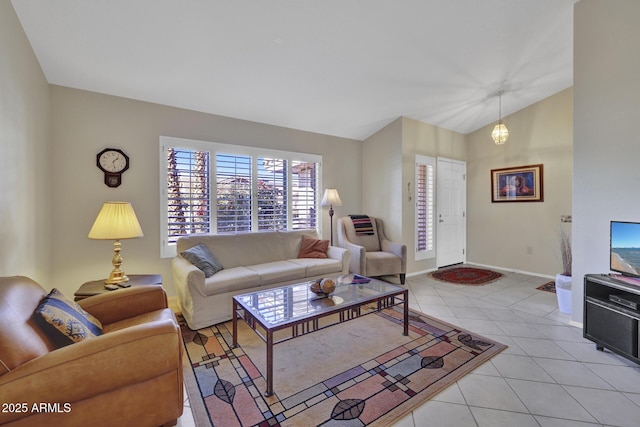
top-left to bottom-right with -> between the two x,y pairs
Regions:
430,267 -> 503,285
536,281 -> 556,293
179,306 -> 507,426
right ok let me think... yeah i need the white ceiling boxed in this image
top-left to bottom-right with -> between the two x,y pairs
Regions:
12,0 -> 577,141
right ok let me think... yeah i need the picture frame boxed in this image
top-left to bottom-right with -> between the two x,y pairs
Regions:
491,164 -> 543,203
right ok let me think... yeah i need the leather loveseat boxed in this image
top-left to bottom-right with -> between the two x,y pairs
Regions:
0,276 -> 183,427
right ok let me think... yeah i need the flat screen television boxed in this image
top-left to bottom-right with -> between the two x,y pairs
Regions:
610,221 -> 640,278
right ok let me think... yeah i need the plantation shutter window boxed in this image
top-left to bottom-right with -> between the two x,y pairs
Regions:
415,155 -> 435,260
166,148 -> 211,244
160,137 -> 322,257
216,154 -> 252,233
291,161 -> 317,230
257,158 -> 287,230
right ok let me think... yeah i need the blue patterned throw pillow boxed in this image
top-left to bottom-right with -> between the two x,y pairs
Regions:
34,288 -> 103,347
181,243 -> 224,278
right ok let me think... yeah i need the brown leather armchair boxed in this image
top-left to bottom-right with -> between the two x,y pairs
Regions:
0,276 -> 183,427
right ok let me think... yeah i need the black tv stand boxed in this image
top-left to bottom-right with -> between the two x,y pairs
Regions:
584,274 -> 640,364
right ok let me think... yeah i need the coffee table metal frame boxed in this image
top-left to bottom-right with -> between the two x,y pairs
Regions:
232,278 -> 408,396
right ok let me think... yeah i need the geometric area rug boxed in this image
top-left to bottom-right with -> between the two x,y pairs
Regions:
179,305 -> 507,426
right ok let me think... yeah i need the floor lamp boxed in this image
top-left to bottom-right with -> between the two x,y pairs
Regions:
321,189 -> 342,245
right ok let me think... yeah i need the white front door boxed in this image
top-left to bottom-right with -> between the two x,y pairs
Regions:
436,158 -> 466,268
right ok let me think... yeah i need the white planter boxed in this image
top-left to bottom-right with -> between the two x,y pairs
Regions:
555,274 -> 572,314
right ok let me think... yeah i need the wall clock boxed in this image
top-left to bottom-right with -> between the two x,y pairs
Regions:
96,148 -> 129,188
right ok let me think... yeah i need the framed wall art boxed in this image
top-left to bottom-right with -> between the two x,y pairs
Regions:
491,164 -> 544,202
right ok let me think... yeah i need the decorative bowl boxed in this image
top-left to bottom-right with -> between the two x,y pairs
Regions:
310,278 -> 336,296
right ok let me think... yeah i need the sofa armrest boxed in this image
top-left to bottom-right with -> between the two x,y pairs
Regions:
78,285 -> 168,325
339,240 -> 366,275
381,239 -> 407,264
171,255 -> 207,298
327,246 -> 352,274
0,319 -> 181,425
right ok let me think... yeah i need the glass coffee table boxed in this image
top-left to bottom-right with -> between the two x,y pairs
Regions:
232,275 -> 408,396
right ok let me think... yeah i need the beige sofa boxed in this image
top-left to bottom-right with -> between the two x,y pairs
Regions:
172,229 -> 350,329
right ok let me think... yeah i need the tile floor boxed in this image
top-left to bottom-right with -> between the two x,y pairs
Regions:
176,268 -> 640,427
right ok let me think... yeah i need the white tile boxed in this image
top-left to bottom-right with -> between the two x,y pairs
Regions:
480,308 -> 525,322
534,416 -> 601,427
583,363 -> 640,393
495,321 -> 548,339
416,304 -> 455,318
470,360 -> 502,377
390,411 -> 415,427
491,354 -> 555,382
177,270 -> 640,426
564,386 -> 640,427
554,341 -> 631,365
457,374 -> 529,412
431,382 -> 467,404
534,358 -> 614,389
470,406 -> 541,427
506,379 -> 597,422
457,318 -> 506,336
533,324 -> 585,342
511,337 -> 575,360
410,401 -> 477,427
449,306 -> 490,320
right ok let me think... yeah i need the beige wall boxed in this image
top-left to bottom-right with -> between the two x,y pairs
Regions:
49,86 -> 362,297
0,1 -> 52,283
466,88 -> 573,276
362,118 -> 403,239
573,0 -> 640,324
363,116 -> 467,276
402,118 -> 467,274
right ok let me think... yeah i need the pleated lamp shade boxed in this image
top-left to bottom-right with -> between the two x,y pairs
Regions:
88,202 -> 143,240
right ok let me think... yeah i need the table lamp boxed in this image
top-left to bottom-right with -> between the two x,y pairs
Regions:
321,188 -> 342,245
88,201 -> 144,285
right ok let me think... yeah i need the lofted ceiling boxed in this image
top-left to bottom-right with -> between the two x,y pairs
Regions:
11,0 -> 578,141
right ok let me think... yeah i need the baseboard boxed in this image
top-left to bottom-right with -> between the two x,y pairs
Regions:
569,320 -> 583,329
464,262 -> 555,280
407,268 -> 437,277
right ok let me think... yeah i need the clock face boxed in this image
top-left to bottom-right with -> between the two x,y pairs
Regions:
98,149 -> 129,173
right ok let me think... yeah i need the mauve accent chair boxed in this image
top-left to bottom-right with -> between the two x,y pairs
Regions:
337,216 -> 407,284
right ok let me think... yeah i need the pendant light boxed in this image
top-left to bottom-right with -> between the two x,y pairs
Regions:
491,91 -> 509,145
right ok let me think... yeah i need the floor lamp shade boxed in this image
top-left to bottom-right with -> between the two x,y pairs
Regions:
321,189 -> 342,245
89,202 -> 143,284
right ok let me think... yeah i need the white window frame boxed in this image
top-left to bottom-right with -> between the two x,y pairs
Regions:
160,136 -> 322,258
415,154 -> 436,260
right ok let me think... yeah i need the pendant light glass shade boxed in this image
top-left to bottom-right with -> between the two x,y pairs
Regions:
491,91 -> 509,145
492,122 -> 509,145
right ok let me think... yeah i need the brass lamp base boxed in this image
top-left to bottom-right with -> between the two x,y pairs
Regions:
104,239 -> 130,285
105,270 -> 130,285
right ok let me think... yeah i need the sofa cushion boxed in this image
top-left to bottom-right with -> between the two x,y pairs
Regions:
288,258 -> 343,277
203,267 -> 261,296
364,251 -> 402,277
297,235 -> 329,258
247,261 -> 306,286
181,243 -> 223,278
34,288 -> 103,347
